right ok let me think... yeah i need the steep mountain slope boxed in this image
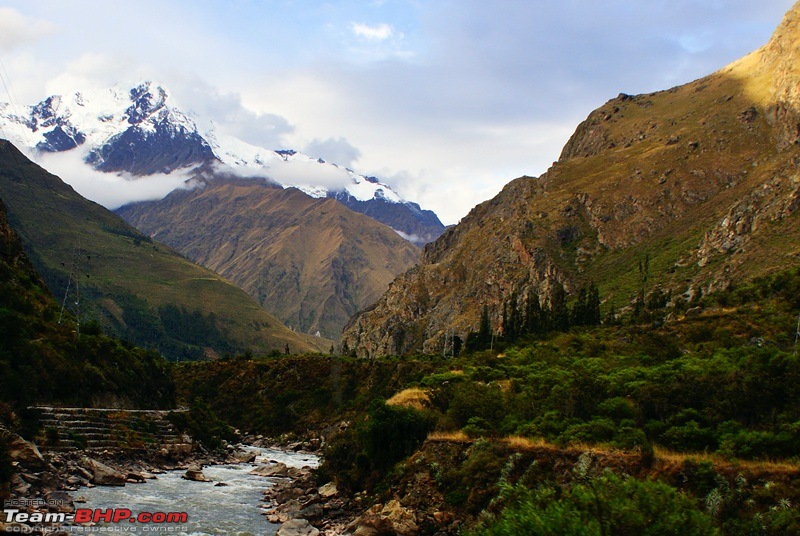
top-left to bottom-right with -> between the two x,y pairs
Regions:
341,2 -> 800,357
330,189 -> 445,245
117,173 -> 420,339
0,195 -> 175,408
0,140 -> 325,359
0,83 -> 445,244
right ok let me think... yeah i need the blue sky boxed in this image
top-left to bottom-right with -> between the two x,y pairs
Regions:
0,0 -> 796,224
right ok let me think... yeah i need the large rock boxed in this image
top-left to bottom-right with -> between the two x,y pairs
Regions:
249,462 -> 289,477
230,450 -> 258,463
350,500 -> 419,536
80,457 -> 126,486
318,481 -> 338,498
6,434 -> 46,471
276,518 -> 320,536
183,467 -> 210,482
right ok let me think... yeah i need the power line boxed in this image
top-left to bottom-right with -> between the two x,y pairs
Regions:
794,312 -> 800,357
0,60 -> 93,330
58,239 -> 91,335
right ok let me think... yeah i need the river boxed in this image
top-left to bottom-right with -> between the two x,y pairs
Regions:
61,447 -> 320,536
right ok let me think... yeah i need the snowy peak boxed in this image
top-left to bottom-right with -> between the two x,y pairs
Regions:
126,82 -> 168,124
205,128 -> 404,204
0,81 -> 214,175
0,81 -> 445,242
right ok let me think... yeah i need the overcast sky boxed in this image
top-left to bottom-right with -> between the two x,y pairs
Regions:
0,0 -> 796,224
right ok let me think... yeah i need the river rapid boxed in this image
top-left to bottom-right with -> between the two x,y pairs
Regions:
62,447 -> 320,536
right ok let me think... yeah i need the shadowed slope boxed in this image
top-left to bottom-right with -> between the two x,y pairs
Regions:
0,140 -> 326,358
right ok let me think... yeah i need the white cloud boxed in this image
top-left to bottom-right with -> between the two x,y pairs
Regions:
350,22 -> 394,41
393,229 -> 422,243
32,147 -> 196,209
0,7 -> 55,51
210,159 -> 354,193
303,137 -> 361,167
44,53 -> 145,97
169,78 -> 294,150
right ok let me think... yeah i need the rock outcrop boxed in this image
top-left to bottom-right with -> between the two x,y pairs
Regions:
342,1 -> 800,357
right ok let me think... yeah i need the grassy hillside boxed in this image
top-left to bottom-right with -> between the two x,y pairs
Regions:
0,140 -> 327,359
0,197 -> 174,410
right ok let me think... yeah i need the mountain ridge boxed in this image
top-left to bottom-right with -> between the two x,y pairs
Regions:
341,1 -> 800,357
116,172 -> 420,339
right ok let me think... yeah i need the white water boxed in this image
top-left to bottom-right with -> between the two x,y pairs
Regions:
63,448 -> 319,536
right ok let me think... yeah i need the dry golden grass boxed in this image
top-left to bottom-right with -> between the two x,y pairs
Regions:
501,435 -> 552,450
386,388 -> 432,411
427,431 -> 472,443
425,433 -> 800,476
653,446 -> 800,475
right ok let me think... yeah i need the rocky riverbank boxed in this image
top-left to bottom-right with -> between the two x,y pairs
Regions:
260,439 -> 463,536
1,427 -> 306,534
262,465 -> 461,536
4,426 -> 464,536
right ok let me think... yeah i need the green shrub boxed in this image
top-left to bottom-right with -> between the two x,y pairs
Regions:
662,420 -> 717,452
469,473 -> 720,536
463,417 -> 492,438
320,399 -> 434,491
362,400 -> 434,473
167,398 -> 235,451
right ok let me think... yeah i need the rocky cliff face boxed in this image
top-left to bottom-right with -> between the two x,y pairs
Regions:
341,2 -> 800,357
117,174 -> 420,340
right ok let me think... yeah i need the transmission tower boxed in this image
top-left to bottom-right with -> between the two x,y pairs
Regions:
58,241 -> 90,335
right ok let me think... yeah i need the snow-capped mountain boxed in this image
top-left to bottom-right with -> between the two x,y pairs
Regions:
0,83 -> 214,175
0,81 -> 445,244
205,128 -> 402,203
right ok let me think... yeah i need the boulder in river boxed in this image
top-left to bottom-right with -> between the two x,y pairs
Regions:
183,467 -> 210,482
231,450 -> 258,463
249,462 -> 289,477
126,472 -> 146,483
80,457 -> 126,486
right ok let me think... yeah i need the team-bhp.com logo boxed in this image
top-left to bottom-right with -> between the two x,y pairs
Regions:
4,507 -> 188,524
